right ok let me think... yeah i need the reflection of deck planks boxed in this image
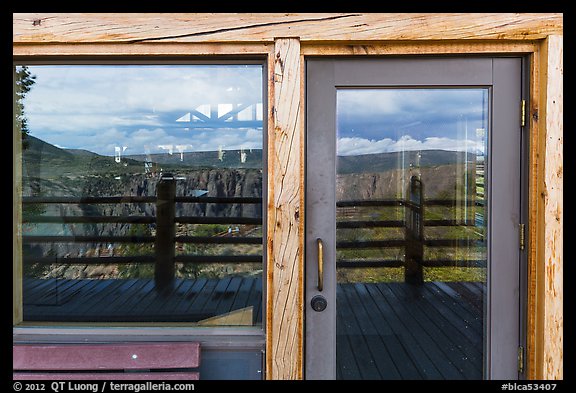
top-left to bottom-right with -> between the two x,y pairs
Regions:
340,284 -> 403,379
23,278 -> 483,379
361,283 -> 444,379
23,277 -> 263,324
376,283 -> 464,379
338,281 -> 485,380
387,283 -> 481,375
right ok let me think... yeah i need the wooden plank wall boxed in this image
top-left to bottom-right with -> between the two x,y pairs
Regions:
13,13 -> 563,380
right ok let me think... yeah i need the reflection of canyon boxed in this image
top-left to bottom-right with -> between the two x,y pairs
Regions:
338,149 -> 479,200
21,136 -> 263,279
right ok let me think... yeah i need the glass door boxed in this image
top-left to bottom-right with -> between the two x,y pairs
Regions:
305,58 -> 522,380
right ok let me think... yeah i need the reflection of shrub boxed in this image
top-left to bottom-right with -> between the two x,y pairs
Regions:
23,262 -> 47,278
182,224 -> 229,279
117,224 -> 154,279
22,247 -> 55,278
116,223 -> 262,280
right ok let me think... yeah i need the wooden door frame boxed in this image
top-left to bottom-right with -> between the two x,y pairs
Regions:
13,13 -> 562,380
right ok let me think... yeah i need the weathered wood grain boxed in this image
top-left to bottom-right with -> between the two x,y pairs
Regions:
13,13 -> 562,45
302,41 -> 539,55
266,38 -> 303,380
527,48 -> 542,380
13,42 -> 271,57
541,35 -> 563,380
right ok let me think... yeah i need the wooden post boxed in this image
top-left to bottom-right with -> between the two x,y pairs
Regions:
155,173 -> 176,292
405,176 -> 424,285
266,38 -> 304,380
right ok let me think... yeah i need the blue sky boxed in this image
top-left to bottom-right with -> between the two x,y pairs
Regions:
337,89 -> 488,156
21,65 -> 264,157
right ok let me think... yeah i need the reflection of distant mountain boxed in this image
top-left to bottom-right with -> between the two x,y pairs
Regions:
126,149 -> 262,169
22,135 -> 144,178
338,149 -> 476,174
22,135 -> 263,175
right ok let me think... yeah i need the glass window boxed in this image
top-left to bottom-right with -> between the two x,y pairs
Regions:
336,88 -> 488,379
15,64 -> 264,325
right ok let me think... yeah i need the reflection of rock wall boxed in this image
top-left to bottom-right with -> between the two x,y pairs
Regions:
24,169 -> 263,258
336,164 -> 476,201
176,169 -> 262,218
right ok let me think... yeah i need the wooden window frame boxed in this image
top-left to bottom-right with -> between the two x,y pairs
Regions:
13,13 -> 562,380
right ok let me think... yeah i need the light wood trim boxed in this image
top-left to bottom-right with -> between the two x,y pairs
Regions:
528,34 -> 564,381
539,35 -> 563,380
13,13 -> 562,45
13,43 -> 271,57
302,41 -> 539,55
265,38 -> 304,380
13,68 -> 23,325
527,48 -> 541,380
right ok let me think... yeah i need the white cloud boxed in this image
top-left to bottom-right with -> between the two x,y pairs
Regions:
22,65 -> 264,150
337,134 -> 484,156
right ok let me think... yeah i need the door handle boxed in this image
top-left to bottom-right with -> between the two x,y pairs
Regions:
317,238 -> 324,291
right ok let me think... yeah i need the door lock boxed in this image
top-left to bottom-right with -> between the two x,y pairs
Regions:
311,295 -> 327,312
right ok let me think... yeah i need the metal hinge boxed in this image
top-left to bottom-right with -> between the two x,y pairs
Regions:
518,346 -> 525,374
521,100 -> 526,127
260,349 -> 266,380
519,223 -> 526,250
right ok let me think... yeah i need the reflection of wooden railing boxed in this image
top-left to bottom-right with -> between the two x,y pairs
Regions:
23,175 -> 485,289
22,175 -> 263,291
337,176 -> 486,284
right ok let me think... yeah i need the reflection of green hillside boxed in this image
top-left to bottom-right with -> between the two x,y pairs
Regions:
126,149 -> 262,169
338,149 -> 475,174
23,135 -> 144,178
22,135 -> 264,179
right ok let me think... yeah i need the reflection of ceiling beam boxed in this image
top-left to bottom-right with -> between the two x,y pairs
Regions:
167,121 -> 262,129
179,103 -> 260,128
218,102 -> 251,121
189,108 -> 210,122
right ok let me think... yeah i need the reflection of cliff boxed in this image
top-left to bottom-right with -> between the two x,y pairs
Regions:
337,149 -> 479,200
337,163 -> 477,200
24,169 -> 263,258
22,135 -> 264,259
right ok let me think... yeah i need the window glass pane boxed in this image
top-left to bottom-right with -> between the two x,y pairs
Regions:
336,88 -> 488,379
16,64 -> 264,325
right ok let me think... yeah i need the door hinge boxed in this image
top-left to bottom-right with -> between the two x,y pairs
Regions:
521,100 -> 526,127
519,223 -> 526,250
518,346 -> 525,374
261,349 -> 266,380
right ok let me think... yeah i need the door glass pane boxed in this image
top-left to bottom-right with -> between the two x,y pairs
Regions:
16,64 -> 264,325
336,89 -> 488,379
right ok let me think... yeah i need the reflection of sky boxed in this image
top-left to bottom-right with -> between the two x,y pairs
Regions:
20,65 -> 264,156
337,89 -> 488,156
